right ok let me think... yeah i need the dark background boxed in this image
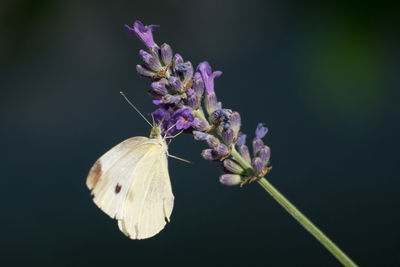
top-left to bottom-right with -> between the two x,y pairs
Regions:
1,0 -> 399,266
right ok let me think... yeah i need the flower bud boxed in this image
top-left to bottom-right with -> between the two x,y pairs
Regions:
152,98 -> 163,106
222,128 -> 234,145
252,138 -> 264,156
162,94 -> 180,104
191,118 -> 210,131
259,146 -> 271,165
204,93 -> 217,115
136,64 -> 155,77
237,145 -> 251,164
236,134 -> 246,146
193,131 -> 209,141
176,62 -> 193,83
210,109 -> 231,125
219,174 -> 242,186
206,135 -> 220,148
139,49 -> 162,72
192,72 -> 204,97
230,112 -> 241,135
214,144 -> 229,156
173,53 -> 184,67
186,89 -> 198,108
201,149 -> 216,161
255,123 -> 268,139
221,120 -> 231,130
252,157 -> 264,175
168,76 -> 182,92
223,159 -> 244,174
151,79 -> 168,95
160,43 -> 173,66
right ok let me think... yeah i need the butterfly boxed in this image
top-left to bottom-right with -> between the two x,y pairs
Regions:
86,92 -> 186,239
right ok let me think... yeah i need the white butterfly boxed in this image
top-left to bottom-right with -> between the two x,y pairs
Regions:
86,93 -> 184,239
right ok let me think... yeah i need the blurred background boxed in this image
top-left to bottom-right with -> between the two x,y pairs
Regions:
1,0 -> 399,266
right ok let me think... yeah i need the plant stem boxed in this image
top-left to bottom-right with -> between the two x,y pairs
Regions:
231,147 -> 357,266
257,178 -> 356,266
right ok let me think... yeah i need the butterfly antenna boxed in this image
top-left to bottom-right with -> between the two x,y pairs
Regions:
120,91 -> 153,127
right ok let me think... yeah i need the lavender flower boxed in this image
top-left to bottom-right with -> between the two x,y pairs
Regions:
160,43 -> 173,66
125,21 -> 159,50
172,108 -> 194,130
197,62 -> 222,115
123,21 -> 358,266
197,62 -> 222,95
255,123 -> 268,139
127,20 -> 271,185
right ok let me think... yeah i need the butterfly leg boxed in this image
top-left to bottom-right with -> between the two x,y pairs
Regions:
166,152 -> 192,164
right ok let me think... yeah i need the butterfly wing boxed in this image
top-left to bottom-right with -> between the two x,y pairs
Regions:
117,139 -> 174,239
87,136 -> 174,239
87,136 -> 151,220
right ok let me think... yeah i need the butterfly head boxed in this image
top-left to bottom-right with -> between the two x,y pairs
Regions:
149,124 -> 163,139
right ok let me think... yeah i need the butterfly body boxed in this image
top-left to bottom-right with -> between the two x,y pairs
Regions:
87,125 -> 174,239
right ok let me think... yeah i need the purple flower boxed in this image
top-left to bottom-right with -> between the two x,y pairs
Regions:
230,112 -> 241,135
255,123 -> 268,139
191,118 -> 209,131
162,94 -> 181,104
259,146 -> 271,165
201,149 -> 216,161
214,144 -> 229,157
252,157 -> 264,174
197,62 -> 222,95
160,43 -> 173,66
210,109 -> 231,125
238,145 -> 251,164
236,134 -> 247,146
186,89 -> 198,108
136,64 -> 155,77
223,159 -> 244,174
176,62 -> 193,82
172,108 -> 194,130
253,138 -> 264,156
126,20 -> 272,187
168,77 -> 182,92
192,72 -> 205,97
222,128 -> 234,145
193,131 -> 210,141
152,99 -> 163,106
151,108 -> 172,133
173,54 -> 184,67
125,21 -> 159,50
151,79 -> 168,95
206,135 -> 220,148
204,93 -> 217,115
139,49 -> 162,72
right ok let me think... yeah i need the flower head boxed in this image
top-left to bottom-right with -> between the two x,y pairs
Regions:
197,62 -> 222,95
127,20 -> 270,187
237,134 -> 247,146
125,21 -> 159,50
151,108 -> 172,134
255,123 -> 268,139
172,108 -> 194,131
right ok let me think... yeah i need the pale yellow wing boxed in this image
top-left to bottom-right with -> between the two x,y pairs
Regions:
117,140 -> 174,239
87,136 -> 153,220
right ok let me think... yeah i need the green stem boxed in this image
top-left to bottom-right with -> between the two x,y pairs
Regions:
231,148 -> 357,266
